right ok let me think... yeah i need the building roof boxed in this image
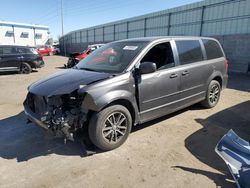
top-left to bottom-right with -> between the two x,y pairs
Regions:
0,21 -> 48,29
0,44 -> 35,48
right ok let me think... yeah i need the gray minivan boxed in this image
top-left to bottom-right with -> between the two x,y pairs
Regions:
24,36 -> 228,151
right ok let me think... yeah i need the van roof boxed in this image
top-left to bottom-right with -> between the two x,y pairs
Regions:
117,36 -> 216,42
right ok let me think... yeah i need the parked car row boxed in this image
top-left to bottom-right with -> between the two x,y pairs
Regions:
0,43 -> 103,74
0,45 -> 44,74
0,44 -> 62,74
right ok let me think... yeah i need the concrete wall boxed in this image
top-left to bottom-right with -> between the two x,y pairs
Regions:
216,34 -> 250,73
60,0 -> 250,73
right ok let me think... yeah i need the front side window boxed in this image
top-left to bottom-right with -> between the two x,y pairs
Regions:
2,47 -> 16,55
76,41 -> 148,73
141,42 -> 175,70
202,39 -> 224,60
176,40 -> 203,65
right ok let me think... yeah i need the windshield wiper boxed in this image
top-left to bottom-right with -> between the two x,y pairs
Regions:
77,67 -> 114,74
79,67 -> 96,72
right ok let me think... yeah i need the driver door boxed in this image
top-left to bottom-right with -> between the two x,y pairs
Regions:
138,41 -> 181,122
0,46 -> 20,71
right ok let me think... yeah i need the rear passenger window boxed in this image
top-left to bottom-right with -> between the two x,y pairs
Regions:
17,48 -> 29,54
176,40 -> 203,65
202,39 -> 224,60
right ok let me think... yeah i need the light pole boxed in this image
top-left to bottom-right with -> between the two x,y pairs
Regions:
61,0 -> 66,56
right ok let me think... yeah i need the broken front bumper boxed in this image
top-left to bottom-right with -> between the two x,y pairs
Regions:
24,100 -> 48,130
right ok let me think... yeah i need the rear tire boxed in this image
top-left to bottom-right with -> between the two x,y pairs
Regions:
20,63 -> 32,74
201,80 -> 221,108
88,105 -> 132,151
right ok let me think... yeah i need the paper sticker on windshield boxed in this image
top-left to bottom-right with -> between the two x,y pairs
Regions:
123,46 -> 138,50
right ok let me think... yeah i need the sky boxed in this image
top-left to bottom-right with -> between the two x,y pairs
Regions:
0,0 -> 202,40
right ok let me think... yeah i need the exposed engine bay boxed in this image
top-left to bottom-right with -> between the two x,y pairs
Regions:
25,91 -> 88,142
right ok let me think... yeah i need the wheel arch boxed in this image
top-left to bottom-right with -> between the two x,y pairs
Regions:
20,61 -> 35,69
212,76 -> 222,88
207,71 -> 223,88
103,99 -> 137,125
82,89 -> 140,125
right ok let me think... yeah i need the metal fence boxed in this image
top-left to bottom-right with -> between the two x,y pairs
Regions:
60,0 -> 250,72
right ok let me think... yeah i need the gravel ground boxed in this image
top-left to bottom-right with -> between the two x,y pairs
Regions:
0,56 -> 249,188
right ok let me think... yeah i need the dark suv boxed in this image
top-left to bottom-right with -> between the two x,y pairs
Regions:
0,45 -> 44,74
24,37 -> 228,151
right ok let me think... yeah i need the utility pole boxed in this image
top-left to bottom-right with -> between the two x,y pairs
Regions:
61,0 -> 66,56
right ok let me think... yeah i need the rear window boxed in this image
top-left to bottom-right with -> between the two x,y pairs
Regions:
176,40 -> 203,65
202,39 -> 224,60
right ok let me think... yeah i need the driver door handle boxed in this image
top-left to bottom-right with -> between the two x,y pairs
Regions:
170,73 -> 178,79
182,70 -> 189,76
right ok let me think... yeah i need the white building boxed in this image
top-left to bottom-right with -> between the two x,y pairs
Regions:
0,21 -> 49,46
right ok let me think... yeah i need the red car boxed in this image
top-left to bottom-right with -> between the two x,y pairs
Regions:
65,44 -> 104,68
37,45 -> 56,56
73,44 -> 105,61
74,48 -> 92,60
91,48 -> 118,64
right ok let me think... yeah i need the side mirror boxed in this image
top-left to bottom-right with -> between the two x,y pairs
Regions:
139,62 -> 157,74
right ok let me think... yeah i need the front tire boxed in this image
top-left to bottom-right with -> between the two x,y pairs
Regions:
20,63 -> 32,74
88,105 -> 132,151
201,80 -> 221,108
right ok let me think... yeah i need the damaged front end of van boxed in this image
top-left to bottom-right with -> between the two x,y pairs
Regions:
23,69 -> 112,142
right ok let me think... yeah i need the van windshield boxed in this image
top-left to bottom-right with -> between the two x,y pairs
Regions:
76,41 -> 148,73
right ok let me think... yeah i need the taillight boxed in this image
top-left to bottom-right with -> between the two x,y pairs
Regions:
225,59 -> 229,73
38,55 -> 43,60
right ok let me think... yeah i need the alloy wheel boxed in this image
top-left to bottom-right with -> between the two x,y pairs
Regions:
209,84 -> 220,104
21,64 -> 30,74
102,112 -> 128,144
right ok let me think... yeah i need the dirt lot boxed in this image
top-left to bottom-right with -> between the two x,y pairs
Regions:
0,56 -> 249,188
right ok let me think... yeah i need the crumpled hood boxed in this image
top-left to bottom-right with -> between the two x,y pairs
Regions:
29,69 -> 111,96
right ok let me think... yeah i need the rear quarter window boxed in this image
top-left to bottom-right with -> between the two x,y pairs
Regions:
202,39 -> 224,60
176,40 -> 203,65
29,48 -> 38,54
